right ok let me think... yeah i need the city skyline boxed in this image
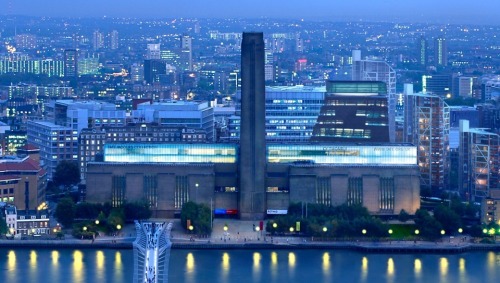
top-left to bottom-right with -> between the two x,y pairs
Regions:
1,0 -> 500,25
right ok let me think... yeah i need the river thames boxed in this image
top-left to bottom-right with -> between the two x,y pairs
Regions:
1,248 -> 500,283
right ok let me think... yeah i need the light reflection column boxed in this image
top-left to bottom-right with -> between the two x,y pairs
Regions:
6,251 -> 16,282
361,256 -> 368,282
270,252 -> 278,280
387,257 -> 395,283
414,258 -> 422,278
114,251 -> 123,283
221,252 -> 230,283
253,252 -> 262,282
72,250 -> 84,283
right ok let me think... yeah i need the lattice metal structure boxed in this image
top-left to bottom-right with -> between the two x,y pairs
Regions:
133,221 -> 173,283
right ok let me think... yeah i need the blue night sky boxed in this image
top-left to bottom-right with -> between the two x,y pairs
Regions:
2,0 -> 500,24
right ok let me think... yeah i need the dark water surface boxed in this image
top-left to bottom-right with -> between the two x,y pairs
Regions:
1,248 -> 500,283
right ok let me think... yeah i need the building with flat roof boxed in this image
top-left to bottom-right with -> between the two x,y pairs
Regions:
86,143 -> 420,218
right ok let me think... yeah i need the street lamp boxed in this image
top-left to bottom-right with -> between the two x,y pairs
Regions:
189,225 -> 194,232
116,224 -> 122,231
195,183 -> 199,202
441,230 -> 445,235
458,228 -> 463,234
223,225 -> 228,232
289,227 -> 294,233
415,229 -> 420,235
95,220 -> 100,225
388,229 -> 393,235
323,227 -> 328,233
83,226 -> 87,232
362,229 -> 367,235
483,228 -> 488,234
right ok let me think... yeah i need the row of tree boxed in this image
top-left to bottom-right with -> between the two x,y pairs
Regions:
55,198 -> 151,236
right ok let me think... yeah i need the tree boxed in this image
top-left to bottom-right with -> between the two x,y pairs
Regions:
0,217 -> 7,235
53,160 -> 80,189
180,201 -> 212,235
55,197 -> 76,228
397,209 -> 412,223
123,202 -> 152,221
434,205 -> 462,233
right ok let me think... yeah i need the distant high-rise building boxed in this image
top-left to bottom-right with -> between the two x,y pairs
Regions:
180,35 -> 193,71
404,86 -> 450,191
63,49 -> 78,78
144,59 -> 166,84
418,36 -> 428,68
352,50 -> 396,142
109,30 -> 119,50
146,44 -> 161,60
434,37 -> 448,67
92,30 -> 104,51
264,49 -> 275,82
239,32 -> 266,220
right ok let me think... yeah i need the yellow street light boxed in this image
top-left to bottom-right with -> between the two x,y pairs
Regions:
223,225 -> 228,232
83,226 -> 87,231
272,223 -> 278,229
441,230 -> 445,235
95,220 -> 100,225
458,228 -> 463,234
362,229 -> 367,235
289,227 -> 294,232
116,224 -> 122,230
189,225 -> 194,231
256,226 -> 260,232
323,227 -> 328,232
388,229 -> 393,235
415,229 -> 420,235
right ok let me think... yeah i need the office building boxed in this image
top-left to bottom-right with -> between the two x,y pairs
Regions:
109,30 -> 119,50
404,87 -> 450,191
26,121 -> 78,179
311,81 -> 390,143
92,30 -> 104,51
453,76 -> 474,98
180,35 -> 193,71
63,49 -> 78,78
422,74 -> 452,97
434,37 -> 448,67
144,60 -> 166,84
352,50 -> 396,142
418,36 -> 428,68
146,44 -> 161,60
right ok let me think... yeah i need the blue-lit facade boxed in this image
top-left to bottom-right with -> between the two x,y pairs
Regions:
103,143 -> 416,166
229,86 -> 325,142
267,145 -> 416,165
104,143 -> 237,163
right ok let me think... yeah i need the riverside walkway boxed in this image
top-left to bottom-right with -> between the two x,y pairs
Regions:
2,219 -> 499,253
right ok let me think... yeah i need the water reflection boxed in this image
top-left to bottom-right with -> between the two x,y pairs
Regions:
252,253 -> 261,281
186,253 -> 195,273
29,250 -> 37,268
458,258 -> 467,283
114,251 -> 123,283
322,252 -> 330,273
221,252 -> 230,280
361,256 -> 368,282
387,257 -> 394,283
270,252 -> 278,279
6,250 -> 16,282
414,258 -> 422,277
96,251 -> 105,280
52,251 -> 59,266
439,257 -> 448,278
73,250 -> 84,283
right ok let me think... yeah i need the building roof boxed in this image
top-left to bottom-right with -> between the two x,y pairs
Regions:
18,144 -> 40,152
0,157 -> 41,172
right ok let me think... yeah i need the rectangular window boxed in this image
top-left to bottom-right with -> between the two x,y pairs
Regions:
143,175 -> 158,208
379,178 -> 395,212
347,177 -> 363,205
174,176 -> 189,209
112,176 -> 126,207
316,177 -> 331,205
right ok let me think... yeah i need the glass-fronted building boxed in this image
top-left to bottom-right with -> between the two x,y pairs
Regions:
104,143 -> 237,163
229,85 -> 325,142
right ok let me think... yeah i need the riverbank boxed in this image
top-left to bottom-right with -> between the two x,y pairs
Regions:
1,237 -> 500,253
